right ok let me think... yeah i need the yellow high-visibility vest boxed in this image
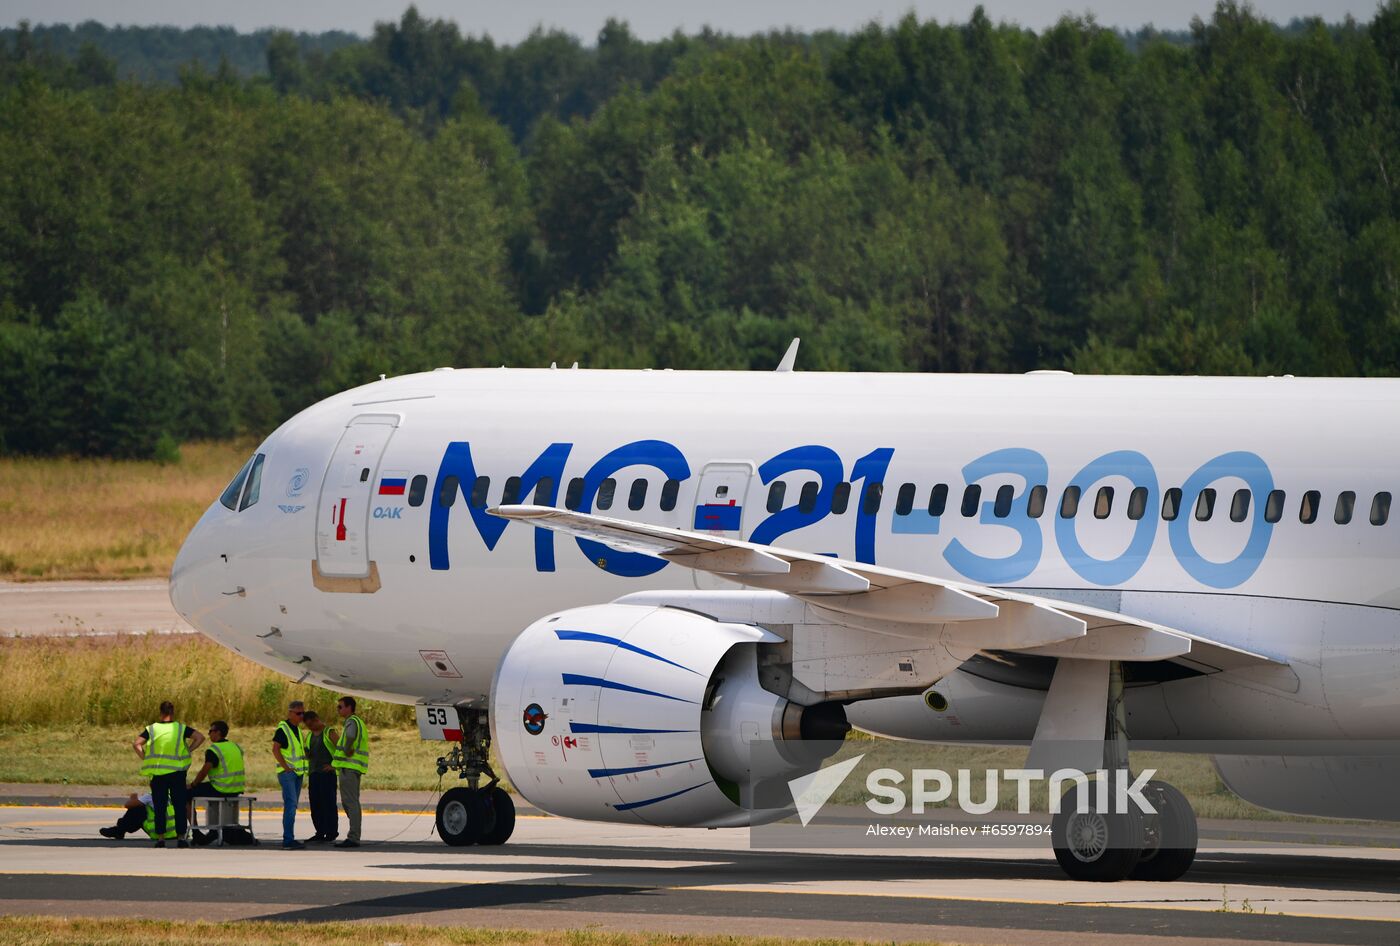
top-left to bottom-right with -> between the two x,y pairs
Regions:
141,801 -> 178,840
275,721 -> 308,777
331,714 -> 369,775
208,740 -> 246,794
140,721 -> 192,777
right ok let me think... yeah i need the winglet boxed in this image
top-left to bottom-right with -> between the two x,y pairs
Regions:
776,337 -> 800,372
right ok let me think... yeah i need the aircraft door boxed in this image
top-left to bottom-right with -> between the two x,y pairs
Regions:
691,461 -> 755,590
316,414 -> 401,579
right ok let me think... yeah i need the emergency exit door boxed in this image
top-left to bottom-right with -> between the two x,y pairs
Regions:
691,461 -> 755,590
316,414 -> 400,578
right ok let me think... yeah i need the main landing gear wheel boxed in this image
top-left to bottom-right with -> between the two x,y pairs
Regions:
1130,780 -> 1197,881
1052,781 -> 1145,882
436,787 -> 486,846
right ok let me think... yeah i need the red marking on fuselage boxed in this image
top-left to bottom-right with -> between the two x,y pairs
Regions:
336,498 -> 348,541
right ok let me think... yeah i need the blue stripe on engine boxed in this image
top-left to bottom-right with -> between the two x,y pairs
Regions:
561,673 -> 696,703
613,783 -> 707,811
588,758 -> 703,779
553,629 -> 700,674
569,722 -> 695,735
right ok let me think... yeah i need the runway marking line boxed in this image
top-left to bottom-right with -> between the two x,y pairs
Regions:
4,867 -> 1400,926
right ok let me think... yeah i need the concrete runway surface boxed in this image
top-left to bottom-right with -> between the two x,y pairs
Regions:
0,579 -> 192,636
3,803 -> 1400,945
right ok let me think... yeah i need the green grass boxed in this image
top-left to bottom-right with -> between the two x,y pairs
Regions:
0,441 -> 251,580
0,723 -> 460,793
0,918 -> 928,946
0,634 -> 415,728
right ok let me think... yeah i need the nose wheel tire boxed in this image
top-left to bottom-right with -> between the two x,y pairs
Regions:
1052,782 -> 1145,882
436,787 -> 487,846
478,787 -> 516,845
1130,780 -> 1197,881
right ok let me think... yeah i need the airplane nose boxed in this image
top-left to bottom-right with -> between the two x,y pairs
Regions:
169,509 -> 217,623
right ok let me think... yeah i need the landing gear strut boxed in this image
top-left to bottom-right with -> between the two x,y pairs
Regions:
1049,661 -> 1197,882
434,706 -> 515,847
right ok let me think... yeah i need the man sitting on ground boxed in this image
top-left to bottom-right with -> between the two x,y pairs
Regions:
99,792 -> 176,842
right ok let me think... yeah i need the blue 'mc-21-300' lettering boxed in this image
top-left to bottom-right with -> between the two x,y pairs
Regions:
426,441 -> 1277,589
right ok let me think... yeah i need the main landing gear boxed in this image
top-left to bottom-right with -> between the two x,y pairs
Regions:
434,707 -> 516,847
1049,661 -> 1198,882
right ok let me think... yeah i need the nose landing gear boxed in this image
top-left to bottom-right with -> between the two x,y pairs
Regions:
434,707 -> 516,847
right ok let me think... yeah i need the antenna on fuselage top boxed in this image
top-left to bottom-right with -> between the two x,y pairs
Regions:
775,337 -> 800,372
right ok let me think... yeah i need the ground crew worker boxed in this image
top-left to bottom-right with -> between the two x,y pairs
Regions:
303,710 -> 339,844
330,695 -> 368,847
271,700 -> 308,849
187,720 -> 244,827
132,700 -> 203,848
98,792 -> 175,842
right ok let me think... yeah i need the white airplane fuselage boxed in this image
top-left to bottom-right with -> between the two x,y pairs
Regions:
171,368 -> 1400,820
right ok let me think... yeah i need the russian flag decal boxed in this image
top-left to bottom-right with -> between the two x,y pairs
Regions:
378,472 -> 408,496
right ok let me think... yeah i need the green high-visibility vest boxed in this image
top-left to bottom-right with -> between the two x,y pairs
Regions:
140,721 -> 192,778
331,714 -> 369,775
141,801 -> 178,840
207,740 -> 246,794
275,721 -> 308,777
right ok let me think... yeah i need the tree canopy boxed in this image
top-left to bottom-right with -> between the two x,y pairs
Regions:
1,3 -> 1397,456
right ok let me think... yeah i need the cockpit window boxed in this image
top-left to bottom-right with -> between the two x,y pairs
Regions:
238,454 -> 265,511
220,456 -> 255,511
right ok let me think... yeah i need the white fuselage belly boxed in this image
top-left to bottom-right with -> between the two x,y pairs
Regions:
171,369 -> 1400,745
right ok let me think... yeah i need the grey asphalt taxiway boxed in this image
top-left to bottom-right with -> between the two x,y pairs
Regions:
4,804 -> 1400,945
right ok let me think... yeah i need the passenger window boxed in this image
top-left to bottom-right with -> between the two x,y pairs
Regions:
895,483 -> 916,516
470,475 -> 491,509
629,478 -> 648,511
798,481 -> 819,514
565,477 -> 584,511
994,484 -> 1014,519
1126,486 -> 1147,520
832,482 -> 851,514
1093,486 -> 1113,519
1059,486 -> 1081,519
597,478 -> 617,511
1026,485 -> 1047,519
1264,489 -> 1285,523
407,474 -> 428,507
862,481 -> 883,515
961,484 -> 982,517
1300,490 -> 1320,524
438,475 -> 459,507
1194,488 -> 1216,521
1335,491 -> 1355,525
766,481 -> 787,514
220,455 -> 255,511
1161,487 -> 1181,521
928,483 -> 948,517
1371,492 -> 1391,526
502,476 -> 522,505
533,475 -> 554,504
660,479 -> 680,512
1230,489 -> 1250,522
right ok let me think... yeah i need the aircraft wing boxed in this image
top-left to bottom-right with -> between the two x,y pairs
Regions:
490,504 -> 1280,671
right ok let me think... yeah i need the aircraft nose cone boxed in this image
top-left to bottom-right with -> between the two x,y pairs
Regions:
169,512 -> 216,624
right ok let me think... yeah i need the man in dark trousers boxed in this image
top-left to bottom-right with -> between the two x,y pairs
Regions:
132,701 -> 203,848
303,711 -> 339,844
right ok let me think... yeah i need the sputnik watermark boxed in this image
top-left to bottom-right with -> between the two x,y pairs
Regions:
866,767 -> 1158,815
787,757 -> 1158,824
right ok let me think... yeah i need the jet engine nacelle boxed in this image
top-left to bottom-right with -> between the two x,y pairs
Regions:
491,602 -> 848,827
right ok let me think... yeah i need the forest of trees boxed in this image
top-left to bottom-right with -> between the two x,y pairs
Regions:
1,4 -> 1397,457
